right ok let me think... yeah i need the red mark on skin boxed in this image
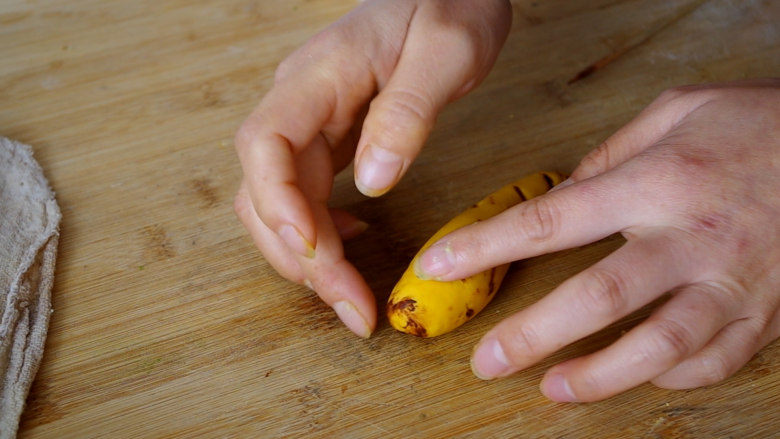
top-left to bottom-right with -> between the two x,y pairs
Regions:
698,217 -> 718,230
693,214 -> 729,233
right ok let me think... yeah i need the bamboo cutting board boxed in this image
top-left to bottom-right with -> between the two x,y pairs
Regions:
3,0 -> 779,437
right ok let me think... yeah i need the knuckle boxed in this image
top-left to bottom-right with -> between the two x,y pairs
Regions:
577,268 -> 629,317
234,122 -> 258,156
275,27 -> 351,84
307,26 -> 349,51
274,57 -> 297,84
233,190 -> 252,219
575,140 -> 611,177
573,368 -> 605,400
696,354 -> 732,385
657,85 -> 690,102
425,2 -> 510,64
516,197 -> 559,243
656,84 -> 708,105
433,26 -> 481,66
504,323 -> 543,361
654,84 -> 717,112
377,88 -> 435,130
645,317 -> 697,361
273,259 -> 305,286
448,235 -> 485,269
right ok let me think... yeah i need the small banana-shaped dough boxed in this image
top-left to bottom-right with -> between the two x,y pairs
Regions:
387,171 -> 566,337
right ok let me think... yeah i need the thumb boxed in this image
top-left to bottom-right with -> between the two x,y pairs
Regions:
354,0 -> 511,197
329,208 -> 369,241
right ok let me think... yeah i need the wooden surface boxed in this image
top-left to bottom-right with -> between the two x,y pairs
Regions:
3,0 -> 779,437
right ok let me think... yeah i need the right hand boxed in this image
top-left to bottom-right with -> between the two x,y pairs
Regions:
234,0 -> 513,337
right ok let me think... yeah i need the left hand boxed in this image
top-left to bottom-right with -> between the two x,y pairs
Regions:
415,78 -> 780,402
233,0 -> 512,338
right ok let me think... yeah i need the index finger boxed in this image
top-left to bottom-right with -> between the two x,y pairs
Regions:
234,48 -> 375,257
234,80 -> 330,257
414,174 -> 635,281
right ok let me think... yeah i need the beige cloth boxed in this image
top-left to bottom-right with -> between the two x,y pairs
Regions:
0,137 -> 60,439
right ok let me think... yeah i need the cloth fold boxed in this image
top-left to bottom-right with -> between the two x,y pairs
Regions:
0,137 -> 60,439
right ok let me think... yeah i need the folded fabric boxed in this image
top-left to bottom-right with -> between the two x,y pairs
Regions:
0,137 -> 61,439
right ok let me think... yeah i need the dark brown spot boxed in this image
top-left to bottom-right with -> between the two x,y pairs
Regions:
541,173 -> 555,189
390,298 -> 417,313
141,224 -> 176,260
190,178 -> 219,208
465,308 -> 475,318
388,298 -> 428,337
540,80 -> 573,108
487,267 -> 497,296
512,185 -> 527,201
20,378 -> 65,428
404,317 -> 428,338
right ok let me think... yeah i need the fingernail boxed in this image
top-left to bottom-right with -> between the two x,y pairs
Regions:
471,337 -> 511,380
542,372 -> 577,402
549,178 -> 573,192
355,145 -> 403,197
278,224 -> 315,258
340,220 -> 370,240
414,240 -> 455,280
333,301 -> 372,339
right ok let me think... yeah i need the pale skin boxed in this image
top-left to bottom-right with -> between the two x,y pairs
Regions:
234,0 -> 780,402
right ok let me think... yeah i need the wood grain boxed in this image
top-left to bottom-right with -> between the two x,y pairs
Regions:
2,0 -> 779,437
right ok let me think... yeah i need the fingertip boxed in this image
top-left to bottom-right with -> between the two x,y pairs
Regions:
329,208 -> 369,241
471,337 -> 512,380
278,223 -> 316,259
333,300 -> 374,339
547,177 -> 574,193
340,220 -> 370,241
413,240 -> 455,280
354,144 -> 406,197
303,257 -> 378,339
540,370 -> 578,403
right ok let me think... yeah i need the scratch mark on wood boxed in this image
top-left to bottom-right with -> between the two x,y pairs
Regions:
339,406 -> 393,435
568,0 -> 710,84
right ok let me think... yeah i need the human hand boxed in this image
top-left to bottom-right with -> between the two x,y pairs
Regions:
415,78 -> 780,401
234,0 -> 512,337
